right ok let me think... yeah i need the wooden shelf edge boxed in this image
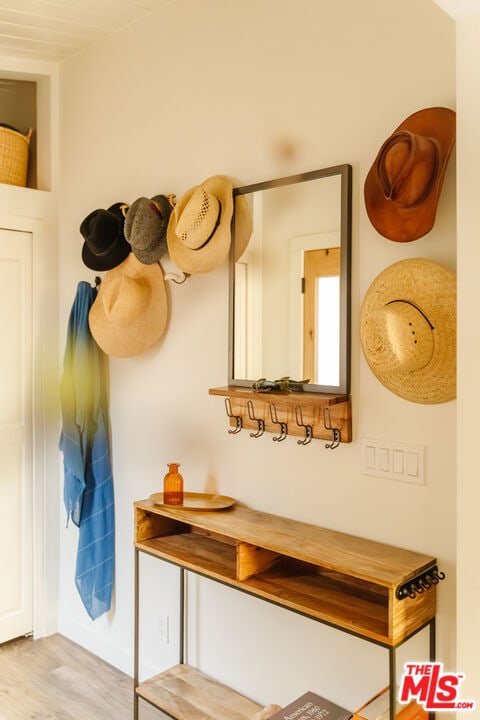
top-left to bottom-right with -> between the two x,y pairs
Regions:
209,386 -> 352,443
135,535 -> 237,582
136,664 -> 262,720
209,385 -> 349,404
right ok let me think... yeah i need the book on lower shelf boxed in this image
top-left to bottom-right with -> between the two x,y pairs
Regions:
353,687 -> 427,720
268,691 -> 352,720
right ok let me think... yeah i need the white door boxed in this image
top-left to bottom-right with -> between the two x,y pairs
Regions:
0,228 -> 33,644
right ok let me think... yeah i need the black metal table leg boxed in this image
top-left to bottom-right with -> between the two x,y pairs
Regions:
179,568 -> 185,665
134,547 -> 139,720
389,646 -> 396,720
429,617 -> 436,720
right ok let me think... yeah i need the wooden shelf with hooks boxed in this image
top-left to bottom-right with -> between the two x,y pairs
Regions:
208,386 -> 352,445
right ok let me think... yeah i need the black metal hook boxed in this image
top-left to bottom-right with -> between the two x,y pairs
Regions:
396,565 -> 446,601
164,267 -> 191,284
323,407 -> 341,450
431,567 -> 446,583
247,400 -> 265,438
269,403 -> 287,442
295,406 -> 312,445
224,398 -> 242,434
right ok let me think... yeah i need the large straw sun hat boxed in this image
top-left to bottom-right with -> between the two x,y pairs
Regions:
360,258 -> 456,403
89,254 -> 168,358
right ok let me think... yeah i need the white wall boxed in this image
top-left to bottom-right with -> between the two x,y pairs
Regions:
57,0 -> 458,711
447,2 -> 480,706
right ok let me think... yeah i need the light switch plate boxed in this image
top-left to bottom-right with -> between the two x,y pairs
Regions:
361,438 -> 426,485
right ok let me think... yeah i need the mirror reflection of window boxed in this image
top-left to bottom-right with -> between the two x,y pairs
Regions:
316,275 -> 340,385
303,247 -> 340,385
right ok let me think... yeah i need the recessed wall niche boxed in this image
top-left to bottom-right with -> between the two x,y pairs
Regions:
0,70 -> 51,190
0,77 -> 38,190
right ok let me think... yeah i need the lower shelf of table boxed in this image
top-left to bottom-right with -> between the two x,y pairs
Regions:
136,663 -> 262,720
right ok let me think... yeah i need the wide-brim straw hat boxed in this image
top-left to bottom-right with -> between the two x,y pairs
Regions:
89,254 -> 168,358
360,258 -> 456,403
167,175 -> 233,274
124,194 -> 173,265
364,107 -> 456,242
81,202 -> 131,271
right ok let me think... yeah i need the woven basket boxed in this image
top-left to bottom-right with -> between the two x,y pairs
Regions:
0,125 -> 32,187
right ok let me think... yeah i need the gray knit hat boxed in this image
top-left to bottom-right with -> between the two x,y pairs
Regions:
124,194 -> 173,264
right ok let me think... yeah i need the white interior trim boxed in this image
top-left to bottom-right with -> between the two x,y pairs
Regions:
0,211 -> 59,640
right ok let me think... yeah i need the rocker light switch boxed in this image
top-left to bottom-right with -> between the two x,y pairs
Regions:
361,438 -> 426,485
406,451 -> 419,478
364,444 -> 376,470
392,449 -> 404,474
378,447 -> 390,472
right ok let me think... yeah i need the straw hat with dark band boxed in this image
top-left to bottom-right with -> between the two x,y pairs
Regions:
89,254 -> 168,358
360,258 -> 456,403
364,107 -> 456,242
167,175 -> 233,274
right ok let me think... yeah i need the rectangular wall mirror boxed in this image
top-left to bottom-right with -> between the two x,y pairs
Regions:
229,164 -> 352,394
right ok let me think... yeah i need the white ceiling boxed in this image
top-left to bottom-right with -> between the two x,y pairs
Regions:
0,0 -> 169,63
433,0 -> 480,18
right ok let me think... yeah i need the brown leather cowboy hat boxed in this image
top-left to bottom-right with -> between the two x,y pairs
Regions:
364,107 -> 456,242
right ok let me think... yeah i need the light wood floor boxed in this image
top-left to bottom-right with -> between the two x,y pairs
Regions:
0,633 -> 163,720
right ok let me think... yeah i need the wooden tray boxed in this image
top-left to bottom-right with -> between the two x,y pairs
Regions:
149,492 -> 236,511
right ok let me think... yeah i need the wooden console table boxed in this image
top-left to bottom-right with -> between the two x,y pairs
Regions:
134,500 -> 439,720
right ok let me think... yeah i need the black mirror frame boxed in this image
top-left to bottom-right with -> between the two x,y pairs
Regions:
228,164 -> 352,395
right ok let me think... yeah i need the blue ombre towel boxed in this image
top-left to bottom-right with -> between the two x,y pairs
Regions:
59,281 -> 115,620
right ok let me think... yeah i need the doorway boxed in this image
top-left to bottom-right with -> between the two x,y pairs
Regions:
0,227 -> 33,643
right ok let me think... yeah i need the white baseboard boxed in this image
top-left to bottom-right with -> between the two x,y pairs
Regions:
57,614 -> 134,676
34,612 -> 58,638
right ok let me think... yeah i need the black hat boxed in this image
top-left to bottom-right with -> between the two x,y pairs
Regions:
81,202 -> 131,270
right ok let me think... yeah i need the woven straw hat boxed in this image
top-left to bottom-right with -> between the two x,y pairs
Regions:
124,194 -> 173,264
89,254 -> 168,358
167,175 -> 233,273
364,107 -> 456,242
360,258 -> 456,403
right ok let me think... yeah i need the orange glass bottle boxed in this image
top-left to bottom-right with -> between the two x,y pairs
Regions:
163,463 -> 184,505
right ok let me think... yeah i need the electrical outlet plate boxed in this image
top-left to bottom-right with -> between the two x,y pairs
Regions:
361,438 -> 426,485
158,613 -> 169,644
